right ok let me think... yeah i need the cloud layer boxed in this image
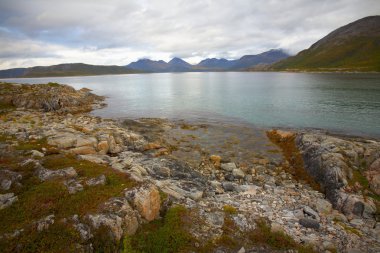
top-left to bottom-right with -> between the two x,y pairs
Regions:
0,0 -> 379,69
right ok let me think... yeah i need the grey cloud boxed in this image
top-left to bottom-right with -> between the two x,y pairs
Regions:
0,0 -> 379,68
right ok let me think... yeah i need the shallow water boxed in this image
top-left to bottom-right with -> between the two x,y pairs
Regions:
3,72 -> 380,137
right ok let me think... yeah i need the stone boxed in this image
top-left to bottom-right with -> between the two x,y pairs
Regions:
108,135 -> 123,154
47,134 -> 77,149
125,183 -> 160,221
237,247 -> 245,253
293,209 -> 305,219
86,175 -> 106,186
88,214 -> 123,241
271,222 -> 284,233
303,206 -> 320,221
70,146 -> 97,155
36,214 -> 55,232
37,167 -> 77,181
64,179 -> 84,194
0,193 -> 18,210
313,198 -> 332,214
79,154 -> 108,164
222,182 -> 235,192
97,140 -> 109,155
31,150 -> 44,158
365,158 -> 380,195
74,223 -> 93,241
155,167 -> 171,178
0,170 -> 22,190
232,168 -> 245,179
225,174 -> 235,181
76,136 -> 97,148
350,218 -> 364,227
221,162 -> 237,172
299,218 -> 320,229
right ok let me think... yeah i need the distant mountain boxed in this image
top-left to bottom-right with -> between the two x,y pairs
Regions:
127,57 -> 193,72
195,49 -> 289,71
230,49 -> 289,70
272,16 -> 380,72
0,63 -> 140,78
196,58 -> 236,70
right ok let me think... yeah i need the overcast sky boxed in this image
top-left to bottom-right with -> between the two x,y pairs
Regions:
0,0 -> 379,69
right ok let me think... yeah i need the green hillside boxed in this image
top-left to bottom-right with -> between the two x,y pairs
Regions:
273,16 -> 380,72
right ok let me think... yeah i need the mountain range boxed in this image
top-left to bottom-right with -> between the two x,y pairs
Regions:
126,49 -> 289,72
0,15 -> 379,78
272,15 -> 380,72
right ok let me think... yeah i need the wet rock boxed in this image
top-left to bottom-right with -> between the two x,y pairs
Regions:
299,218 -> 320,229
125,183 -> 160,221
37,167 -> 77,181
0,193 -> 18,209
86,175 -> 106,186
221,162 -> 237,172
36,214 -> 55,232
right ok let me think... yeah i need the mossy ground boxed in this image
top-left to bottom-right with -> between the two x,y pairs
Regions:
0,136 -> 136,252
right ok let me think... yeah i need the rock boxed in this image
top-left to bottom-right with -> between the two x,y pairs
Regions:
222,182 -> 236,192
210,155 -> 221,167
155,167 -> 171,178
79,154 -> 108,164
47,134 -> 77,149
64,179 -> 84,194
225,174 -> 235,181
31,150 -> 44,158
36,214 -> 55,232
293,209 -> 304,219
365,158 -> 380,195
74,222 -> 93,241
125,183 -> 160,221
221,162 -> 237,172
232,168 -> 245,179
86,175 -> 106,186
108,135 -> 123,154
313,198 -> 332,214
0,193 -> 18,210
76,136 -> 97,148
299,218 -> 320,229
303,206 -> 320,221
102,198 -> 139,236
271,222 -> 284,233
237,247 -> 245,253
70,146 -> 97,155
97,140 -> 109,155
350,218 -> 364,227
0,170 -> 22,190
88,214 -> 123,241
37,167 -> 77,181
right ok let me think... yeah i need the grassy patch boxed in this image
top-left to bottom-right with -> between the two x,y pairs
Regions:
0,222 -> 81,253
336,221 -> 362,237
0,153 -> 136,235
267,130 -> 321,192
15,137 -> 52,152
124,205 -> 193,253
223,205 -> 237,215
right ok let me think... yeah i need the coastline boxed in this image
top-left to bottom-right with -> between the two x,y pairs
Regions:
1,82 -> 380,252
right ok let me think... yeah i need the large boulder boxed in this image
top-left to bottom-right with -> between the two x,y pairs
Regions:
365,158 -> 380,195
125,183 -> 160,221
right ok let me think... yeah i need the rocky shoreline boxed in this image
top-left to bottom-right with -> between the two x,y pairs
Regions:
1,82 -> 380,252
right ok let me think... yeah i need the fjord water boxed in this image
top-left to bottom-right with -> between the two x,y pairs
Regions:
3,72 -> 380,136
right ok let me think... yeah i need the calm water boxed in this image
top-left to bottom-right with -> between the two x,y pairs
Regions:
2,72 -> 380,137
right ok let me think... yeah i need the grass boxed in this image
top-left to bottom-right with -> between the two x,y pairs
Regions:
223,205 -> 237,215
0,153 -> 136,236
124,205 -> 193,253
335,221 -> 362,237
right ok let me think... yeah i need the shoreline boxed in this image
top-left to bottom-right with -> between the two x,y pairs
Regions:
1,82 -> 380,252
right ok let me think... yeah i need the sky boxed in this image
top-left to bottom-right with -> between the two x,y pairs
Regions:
0,0 -> 379,69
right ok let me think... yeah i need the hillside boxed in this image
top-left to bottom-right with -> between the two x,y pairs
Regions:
272,16 -> 380,72
0,63 -> 140,78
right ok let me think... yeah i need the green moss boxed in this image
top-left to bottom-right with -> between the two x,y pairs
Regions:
0,222 -> 81,253
336,221 -> 362,237
349,170 -> 370,189
124,205 -> 193,253
223,205 -> 237,215
15,137 -> 51,151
